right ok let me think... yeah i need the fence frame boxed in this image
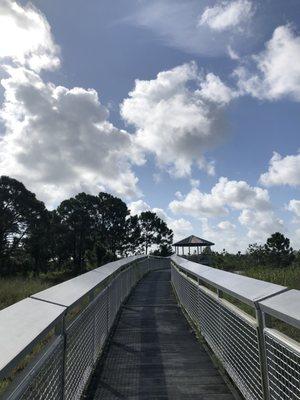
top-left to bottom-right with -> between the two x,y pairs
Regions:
170,255 -> 300,400
0,255 -> 168,400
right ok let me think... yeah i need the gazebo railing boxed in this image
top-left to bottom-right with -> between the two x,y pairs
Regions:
0,255 -> 168,400
171,255 -> 300,400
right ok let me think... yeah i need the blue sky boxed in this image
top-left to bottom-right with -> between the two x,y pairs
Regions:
1,0 -> 300,251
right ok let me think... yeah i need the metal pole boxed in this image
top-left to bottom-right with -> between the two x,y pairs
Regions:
256,307 -> 270,400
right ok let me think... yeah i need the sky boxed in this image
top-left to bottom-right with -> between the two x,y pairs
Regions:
0,0 -> 300,252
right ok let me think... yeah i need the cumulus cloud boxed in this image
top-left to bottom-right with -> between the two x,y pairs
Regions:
198,0 -> 254,32
286,199 -> 300,218
128,200 -> 193,241
121,62 -> 234,177
0,0 -> 146,207
235,25 -> 300,101
238,209 -> 284,241
200,218 -> 241,252
0,66 -> 143,206
260,152 -> 300,187
200,73 -> 237,104
169,176 -> 284,244
0,0 -> 60,71
169,177 -> 270,217
128,199 -> 151,216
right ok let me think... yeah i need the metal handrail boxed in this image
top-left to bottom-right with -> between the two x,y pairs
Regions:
171,255 -> 300,400
1,254 -> 299,400
0,254 -> 151,399
171,254 -> 287,306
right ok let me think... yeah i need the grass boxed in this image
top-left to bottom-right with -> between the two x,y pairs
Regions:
237,265 -> 300,341
0,268 -> 81,311
0,277 -> 56,395
0,277 -> 51,311
241,264 -> 300,290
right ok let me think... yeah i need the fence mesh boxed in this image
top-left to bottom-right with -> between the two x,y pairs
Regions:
8,337 -> 64,400
172,264 -> 264,400
65,298 -> 95,400
2,258 -> 165,400
265,330 -> 300,400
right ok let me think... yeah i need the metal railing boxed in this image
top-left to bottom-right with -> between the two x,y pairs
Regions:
0,255 -> 168,400
1,254 -> 299,400
171,255 -> 300,400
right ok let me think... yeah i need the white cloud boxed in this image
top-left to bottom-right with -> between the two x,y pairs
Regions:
128,200 -> 193,241
126,0 -> 256,57
0,66 -> 143,206
200,218 -> 241,253
260,152 -> 300,187
153,207 -> 193,241
169,187 -> 226,218
289,228 -> 300,249
239,209 -> 284,241
121,62 -> 233,177
0,0 -> 145,207
286,199 -> 300,218
190,178 -> 200,188
199,0 -> 254,32
175,191 -> 183,200
0,0 -> 60,71
227,45 -> 240,60
199,72 -> 237,104
128,199 -> 151,215
235,25 -> 300,101
169,177 -> 270,218
169,176 -> 284,245
218,220 -> 236,231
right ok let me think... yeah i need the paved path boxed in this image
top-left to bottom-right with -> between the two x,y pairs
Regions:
87,269 -> 235,400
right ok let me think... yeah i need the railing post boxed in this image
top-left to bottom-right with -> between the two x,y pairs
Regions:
55,315 -> 67,400
106,283 -> 110,334
256,306 -> 270,400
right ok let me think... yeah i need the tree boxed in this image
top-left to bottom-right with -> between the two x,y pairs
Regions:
246,243 -> 267,266
23,209 -> 52,275
97,192 -> 129,255
138,211 -> 173,255
264,232 -> 295,267
122,215 -> 141,256
56,193 -> 100,273
56,192 -> 130,272
0,176 -> 47,274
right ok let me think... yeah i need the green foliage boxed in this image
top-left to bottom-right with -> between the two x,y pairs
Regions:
138,211 -> 173,255
264,232 -> 295,267
207,232 -> 296,272
0,176 -> 174,279
0,176 -> 49,275
151,243 -> 173,257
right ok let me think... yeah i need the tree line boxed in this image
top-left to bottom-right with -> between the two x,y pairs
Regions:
0,176 -> 173,277
204,232 -> 298,271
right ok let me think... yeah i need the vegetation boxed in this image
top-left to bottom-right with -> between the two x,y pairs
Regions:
204,232 -> 300,290
1,175 -> 300,329
0,277 -> 50,311
0,175 -> 173,308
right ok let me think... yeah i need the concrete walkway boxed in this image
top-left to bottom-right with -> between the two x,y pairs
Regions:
86,269 -> 235,399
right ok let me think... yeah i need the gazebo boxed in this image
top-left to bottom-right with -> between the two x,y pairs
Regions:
173,235 -> 214,256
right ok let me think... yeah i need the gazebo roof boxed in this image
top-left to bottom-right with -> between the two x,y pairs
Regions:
173,235 -> 214,247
